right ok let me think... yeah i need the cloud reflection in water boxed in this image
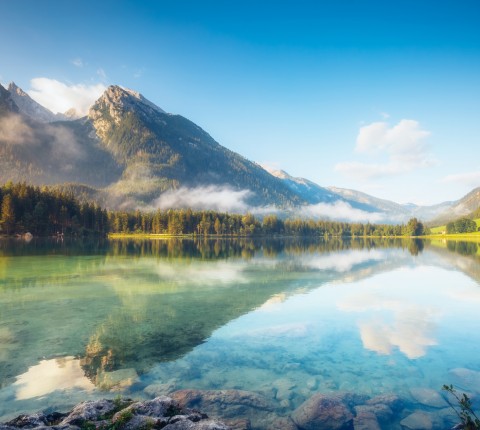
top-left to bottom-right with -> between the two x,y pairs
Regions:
14,356 -> 94,400
338,271 -> 440,359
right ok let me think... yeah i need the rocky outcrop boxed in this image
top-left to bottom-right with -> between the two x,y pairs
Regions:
88,85 -> 166,143
0,396 -> 230,430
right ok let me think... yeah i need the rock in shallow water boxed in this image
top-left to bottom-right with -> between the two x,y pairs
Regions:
291,393 -> 353,430
353,409 -> 380,430
409,387 -> 447,408
366,393 -> 404,412
400,411 -> 433,430
171,389 -> 274,412
448,368 -> 480,392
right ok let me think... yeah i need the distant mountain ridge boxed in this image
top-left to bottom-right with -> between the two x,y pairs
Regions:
1,81 -> 479,223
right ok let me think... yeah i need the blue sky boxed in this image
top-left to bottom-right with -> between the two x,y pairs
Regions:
1,0 -> 479,205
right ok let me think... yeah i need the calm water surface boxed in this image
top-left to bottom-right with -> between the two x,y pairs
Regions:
1,238 -> 480,429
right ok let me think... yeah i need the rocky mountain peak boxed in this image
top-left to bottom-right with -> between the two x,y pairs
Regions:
6,81 -> 60,123
88,85 -> 166,141
63,107 -> 81,120
91,85 -> 165,116
8,81 -> 27,96
0,83 -> 20,116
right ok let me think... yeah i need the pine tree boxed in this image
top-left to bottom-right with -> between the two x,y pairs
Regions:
1,194 -> 15,235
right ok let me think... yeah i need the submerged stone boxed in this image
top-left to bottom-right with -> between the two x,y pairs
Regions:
144,380 -> 177,397
366,393 -> 404,413
171,389 -> 274,412
291,393 -> 353,430
353,409 -> 380,430
409,387 -> 447,408
222,418 -> 252,430
355,404 -> 393,424
449,368 -> 480,392
265,416 -> 298,430
400,411 -> 433,430
170,389 -> 276,430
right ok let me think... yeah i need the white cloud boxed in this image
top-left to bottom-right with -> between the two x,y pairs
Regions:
336,119 -> 436,180
300,200 -> 384,223
356,119 -> 430,153
442,171 -> 480,187
27,77 -> 106,115
154,185 -> 254,212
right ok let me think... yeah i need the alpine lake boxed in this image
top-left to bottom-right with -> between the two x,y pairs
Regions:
1,237 -> 480,429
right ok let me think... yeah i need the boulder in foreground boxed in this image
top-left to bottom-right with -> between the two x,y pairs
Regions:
0,396 -> 231,430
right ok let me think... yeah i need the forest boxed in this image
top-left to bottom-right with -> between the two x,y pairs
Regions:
0,182 -> 426,238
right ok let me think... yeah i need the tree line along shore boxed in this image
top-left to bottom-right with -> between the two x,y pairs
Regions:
2,181 -> 479,239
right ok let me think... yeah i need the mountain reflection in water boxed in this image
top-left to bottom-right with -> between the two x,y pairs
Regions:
1,237 -> 480,427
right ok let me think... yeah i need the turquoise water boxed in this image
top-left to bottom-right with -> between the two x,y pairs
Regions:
1,238 -> 479,428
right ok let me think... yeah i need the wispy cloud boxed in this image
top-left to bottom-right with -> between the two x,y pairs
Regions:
336,119 -> 437,180
71,58 -> 84,67
0,113 -> 85,160
97,68 -> 107,80
153,185 -> 253,212
151,185 -> 384,222
442,171 -> 480,188
299,201 -> 384,223
27,78 -> 106,115
0,114 -> 35,144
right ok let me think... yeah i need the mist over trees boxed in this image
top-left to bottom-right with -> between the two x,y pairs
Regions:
1,182 -> 433,238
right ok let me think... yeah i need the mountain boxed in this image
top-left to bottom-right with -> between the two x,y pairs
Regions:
328,186 -> 460,223
7,82 -> 62,123
265,168 -> 341,204
0,83 -> 122,188
429,187 -> 480,225
86,85 -> 304,208
266,167 -> 473,223
0,84 -> 304,209
1,81 -> 478,220
328,186 -> 411,215
0,83 -> 19,115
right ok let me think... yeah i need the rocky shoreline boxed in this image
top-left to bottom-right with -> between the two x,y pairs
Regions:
0,388 -> 465,430
0,396 -> 230,430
